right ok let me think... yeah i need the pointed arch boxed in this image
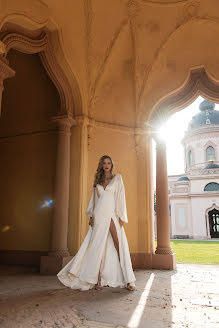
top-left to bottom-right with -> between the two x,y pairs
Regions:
149,67 -> 219,126
204,140 -> 217,162
0,22 -> 82,117
205,203 -> 219,238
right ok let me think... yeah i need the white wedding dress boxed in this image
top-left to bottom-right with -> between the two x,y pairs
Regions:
57,173 -> 136,291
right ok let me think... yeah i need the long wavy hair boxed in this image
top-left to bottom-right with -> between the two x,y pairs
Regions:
93,155 -> 114,187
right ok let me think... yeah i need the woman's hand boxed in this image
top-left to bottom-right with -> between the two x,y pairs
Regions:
119,218 -> 123,227
89,217 -> 94,227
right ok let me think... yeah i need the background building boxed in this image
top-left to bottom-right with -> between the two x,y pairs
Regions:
168,100 -> 219,239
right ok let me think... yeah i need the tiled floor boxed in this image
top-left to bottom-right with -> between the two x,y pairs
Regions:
0,264 -> 218,328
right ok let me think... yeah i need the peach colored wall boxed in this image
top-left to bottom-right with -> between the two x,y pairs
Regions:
2,0 -> 219,258
86,125 -> 139,253
0,49 -> 59,251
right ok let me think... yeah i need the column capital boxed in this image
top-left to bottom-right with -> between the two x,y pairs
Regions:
134,126 -> 151,136
51,113 -> 76,132
155,138 -> 166,149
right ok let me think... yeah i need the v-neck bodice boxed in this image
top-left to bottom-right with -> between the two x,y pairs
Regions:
97,174 -> 117,191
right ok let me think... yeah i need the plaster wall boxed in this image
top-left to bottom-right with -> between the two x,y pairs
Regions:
86,126 -> 139,253
184,130 -> 219,169
170,198 -> 192,237
0,49 -> 59,251
190,177 -> 219,193
190,196 -> 219,238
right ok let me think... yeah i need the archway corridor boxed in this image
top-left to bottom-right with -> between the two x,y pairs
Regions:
0,1 -> 219,328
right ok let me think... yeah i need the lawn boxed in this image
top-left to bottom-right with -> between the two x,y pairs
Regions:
155,240 -> 219,264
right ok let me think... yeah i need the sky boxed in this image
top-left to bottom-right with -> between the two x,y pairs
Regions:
152,96 -> 219,186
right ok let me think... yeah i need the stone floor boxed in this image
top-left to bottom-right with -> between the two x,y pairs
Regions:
0,263 -> 218,328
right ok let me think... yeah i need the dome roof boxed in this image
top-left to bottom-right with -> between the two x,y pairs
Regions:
204,163 -> 219,169
177,176 -> 189,181
188,100 -> 219,130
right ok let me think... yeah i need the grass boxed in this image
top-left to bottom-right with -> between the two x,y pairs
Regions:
155,240 -> 219,264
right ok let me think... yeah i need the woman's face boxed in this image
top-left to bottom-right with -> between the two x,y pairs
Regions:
102,158 -> 112,173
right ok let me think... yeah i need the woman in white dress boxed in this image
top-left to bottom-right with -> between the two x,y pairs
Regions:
57,155 -> 136,291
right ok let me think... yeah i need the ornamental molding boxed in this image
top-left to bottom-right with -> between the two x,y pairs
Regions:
0,28 -> 82,116
51,114 -> 76,133
150,67 -> 219,126
188,168 -> 219,176
183,125 -> 219,141
172,187 -> 189,193
74,114 -> 150,135
170,192 -> 219,198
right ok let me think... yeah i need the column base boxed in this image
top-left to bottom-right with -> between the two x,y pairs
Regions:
152,253 -> 176,270
131,253 -> 152,269
40,255 -> 73,275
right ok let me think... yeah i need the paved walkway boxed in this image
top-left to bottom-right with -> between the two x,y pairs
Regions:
0,264 -> 218,328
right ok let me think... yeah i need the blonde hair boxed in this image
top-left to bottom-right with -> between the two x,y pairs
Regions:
93,155 -> 114,187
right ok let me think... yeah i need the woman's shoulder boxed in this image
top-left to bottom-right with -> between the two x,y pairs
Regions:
114,173 -> 122,181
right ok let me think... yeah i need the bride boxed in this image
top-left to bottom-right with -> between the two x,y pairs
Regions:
57,155 -> 136,291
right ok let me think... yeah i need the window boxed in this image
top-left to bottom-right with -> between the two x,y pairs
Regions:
206,146 -> 215,162
178,208 -> 186,228
188,150 -> 193,166
204,183 -> 219,191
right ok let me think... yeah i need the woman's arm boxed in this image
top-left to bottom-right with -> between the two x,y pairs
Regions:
115,174 -> 128,223
86,187 -> 97,218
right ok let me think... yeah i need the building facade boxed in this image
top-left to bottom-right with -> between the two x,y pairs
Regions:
169,100 -> 219,239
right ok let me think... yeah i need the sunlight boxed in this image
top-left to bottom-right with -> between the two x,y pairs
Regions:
127,273 -> 154,328
152,96 -> 210,181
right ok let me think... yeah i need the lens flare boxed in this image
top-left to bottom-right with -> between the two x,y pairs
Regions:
1,225 -> 10,232
40,199 -> 53,209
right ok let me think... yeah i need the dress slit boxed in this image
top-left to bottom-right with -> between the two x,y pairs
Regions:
109,217 -> 120,262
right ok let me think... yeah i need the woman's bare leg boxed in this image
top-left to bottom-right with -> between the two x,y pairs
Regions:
95,261 -> 103,290
109,218 -> 120,261
110,218 -> 135,291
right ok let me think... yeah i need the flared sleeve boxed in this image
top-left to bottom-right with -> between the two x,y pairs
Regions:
85,187 -> 97,217
115,174 -> 128,223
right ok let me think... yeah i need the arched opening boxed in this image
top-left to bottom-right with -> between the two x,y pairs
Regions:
204,183 -> 219,192
0,25 -> 82,270
0,48 -> 60,267
208,209 -> 219,238
188,149 -> 194,167
206,146 -> 215,162
148,66 -> 219,266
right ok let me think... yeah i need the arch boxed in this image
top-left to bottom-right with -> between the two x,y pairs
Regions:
204,140 -> 217,162
206,146 -> 215,162
205,203 -> 219,238
0,22 -> 82,117
185,145 -> 195,171
188,149 -> 193,167
137,15 -> 219,127
149,67 -> 219,126
204,183 -> 219,192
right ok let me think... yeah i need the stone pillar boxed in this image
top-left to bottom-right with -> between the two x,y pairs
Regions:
131,128 -> 155,269
152,139 -> 176,270
40,114 -> 76,274
0,51 -> 15,114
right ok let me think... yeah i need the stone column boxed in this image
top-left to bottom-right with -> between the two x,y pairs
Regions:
152,138 -> 176,269
132,128 -> 155,269
0,50 -> 15,114
40,114 -> 76,274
